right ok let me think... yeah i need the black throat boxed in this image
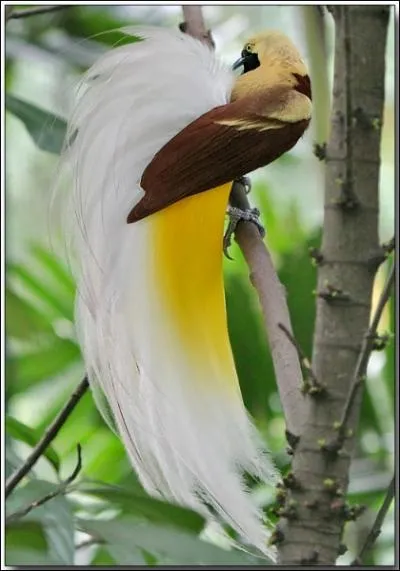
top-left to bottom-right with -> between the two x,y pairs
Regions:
241,49 -> 260,73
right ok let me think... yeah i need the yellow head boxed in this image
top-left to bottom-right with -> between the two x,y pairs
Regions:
232,30 -> 309,99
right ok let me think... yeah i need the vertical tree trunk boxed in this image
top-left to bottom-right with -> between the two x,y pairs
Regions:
278,6 -> 390,564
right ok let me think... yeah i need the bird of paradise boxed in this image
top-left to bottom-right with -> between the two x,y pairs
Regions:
58,26 -> 312,553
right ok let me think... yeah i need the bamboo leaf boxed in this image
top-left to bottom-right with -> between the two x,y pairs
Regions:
80,481 -> 205,534
6,416 -> 60,472
5,521 -> 50,566
5,94 -> 67,154
5,288 -> 53,340
12,339 -> 80,389
78,517 -> 269,565
6,480 -> 75,565
8,262 -> 73,321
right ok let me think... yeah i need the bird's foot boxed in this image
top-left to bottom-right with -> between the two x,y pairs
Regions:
223,205 -> 265,260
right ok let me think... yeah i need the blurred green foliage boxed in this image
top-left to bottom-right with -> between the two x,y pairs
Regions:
4,5 -> 394,566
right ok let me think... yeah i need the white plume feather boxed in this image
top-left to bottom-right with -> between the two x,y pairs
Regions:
56,26 -> 278,556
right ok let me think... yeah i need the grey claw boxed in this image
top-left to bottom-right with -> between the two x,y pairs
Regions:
223,245 -> 234,261
223,204 -> 265,259
223,220 -> 236,260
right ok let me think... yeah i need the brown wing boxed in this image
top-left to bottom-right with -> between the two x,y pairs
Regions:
127,86 -> 310,224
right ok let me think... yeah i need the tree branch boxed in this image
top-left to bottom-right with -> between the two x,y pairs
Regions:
75,537 -> 104,550
8,5 -> 72,20
352,475 -> 395,565
278,322 -> 324,395
278,6 -> 390,564
180,5 -> 305,438
230,184 -> 305,436
6,444 -> 82,524
5,377 -> 89,498
332,262 -> 394,449
180,6 -> 214,48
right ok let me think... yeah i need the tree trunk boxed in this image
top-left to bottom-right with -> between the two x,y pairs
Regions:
278,6 -> 390,565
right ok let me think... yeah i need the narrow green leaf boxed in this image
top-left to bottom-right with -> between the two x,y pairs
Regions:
8,262 -> 73,321
5,521 -> 50,565
6,416 -> 60,472
12,338 -> 80,388
5,521 -> 47,552
80,482 -> 205,534
73,433 -> 129,483
78,517 -> 269,565
91,546 -> 117,565
6,548 -> 52,566
61,7 -> 143,47
31,244 -> 76,301
105,543 -> 147,565
278,230 -> 320,360
226,273 -> 273,421
6,480 -> 75,565
141,549 -> 159,566
5,445 -> 25,480
5,287 -> 53,340
5,93 -> 67,154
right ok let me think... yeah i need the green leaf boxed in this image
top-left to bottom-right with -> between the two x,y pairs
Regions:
5,521 -> 51,566
6,416 -> 60,472
80,482 -> 205,534
6,548 -> 52,566
5,93 -> 67,154
11,338 -> 80,388
254,181 -> 307,256
60,6 -> 143,47
5,445 -> 25,480
31,244 -> 76,300
8,262 -> 73,321
278,230 -> 320,360
105,543 -> 147,565
226,273 -> 274,421
78,517 -> 269,565
6,480 -> 75,565
141,549 -> 159,566
5,287 -> 53,340
91,546 -> 117,565
72,432 -> 130,483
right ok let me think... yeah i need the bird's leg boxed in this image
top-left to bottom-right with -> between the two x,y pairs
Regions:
223,206 -> 265,259
223,189 -> 265,260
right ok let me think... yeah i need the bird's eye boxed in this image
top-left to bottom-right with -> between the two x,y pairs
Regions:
245,44 -> 253,53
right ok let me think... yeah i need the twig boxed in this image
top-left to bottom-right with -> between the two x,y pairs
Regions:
230,182 -> 305,435
8,5 -> 72,20
76,537 -> 104,550
334,262 -> 395,449
6,444 -> 82,524
352,475 -> 395,565
5,377 -> 89,498
182,6 -> 304,436
278,323 -> 325,395
180,6 -> 214,48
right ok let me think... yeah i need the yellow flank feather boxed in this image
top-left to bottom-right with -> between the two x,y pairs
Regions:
152,183 -> 239,391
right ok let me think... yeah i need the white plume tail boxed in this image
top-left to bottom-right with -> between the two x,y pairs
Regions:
55,27 -> 278,556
